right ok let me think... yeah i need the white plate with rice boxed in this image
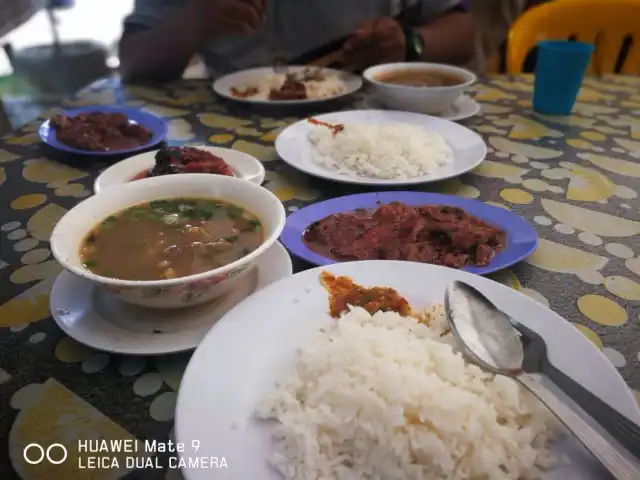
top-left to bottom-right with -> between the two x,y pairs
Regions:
275,110 -> 487,186
213,66 -> 363,105
175,261 -> 640,480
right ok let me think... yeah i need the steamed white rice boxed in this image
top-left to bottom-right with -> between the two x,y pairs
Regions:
239,72 -> 347,100
256,306 -> 559,480
308,122 -> 453,179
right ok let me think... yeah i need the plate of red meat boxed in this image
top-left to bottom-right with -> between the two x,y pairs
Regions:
280,191 -> 538,275
94,145 -> 266,193
39,106 -> 167,156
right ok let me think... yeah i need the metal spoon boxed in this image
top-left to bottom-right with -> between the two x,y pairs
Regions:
444,280 -> 640,480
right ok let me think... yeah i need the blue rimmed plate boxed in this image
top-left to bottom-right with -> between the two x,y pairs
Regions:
280,191 -> 538,275
39,105 -> 168,156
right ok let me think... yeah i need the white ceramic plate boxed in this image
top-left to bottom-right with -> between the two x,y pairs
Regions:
275,110 -> 487,186
175,260 -> 640,480
213,66 -> 363,106
93,146 -> 266,193
440,95 -> 481,121
49,242 -> 292,355
361,94 -> 481,122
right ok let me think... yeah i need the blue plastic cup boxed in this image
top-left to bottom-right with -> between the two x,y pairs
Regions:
533,40 -> 594,115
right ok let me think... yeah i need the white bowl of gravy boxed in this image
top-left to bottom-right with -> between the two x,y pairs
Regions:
51,173 -> 286,309
363,62 -> 476,115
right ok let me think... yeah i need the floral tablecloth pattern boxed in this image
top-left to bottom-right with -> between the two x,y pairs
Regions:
0,75 -> 639,479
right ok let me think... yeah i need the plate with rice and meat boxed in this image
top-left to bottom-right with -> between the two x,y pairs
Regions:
175,261 -> 640,480
213,66 -> 363,105
275,109 -> 487,186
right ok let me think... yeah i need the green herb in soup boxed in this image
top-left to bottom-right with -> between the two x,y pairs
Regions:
80,198 -> 264,281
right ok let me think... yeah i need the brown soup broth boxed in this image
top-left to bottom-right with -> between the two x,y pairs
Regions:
375,69 -> 464,87
80,197 -> 263,281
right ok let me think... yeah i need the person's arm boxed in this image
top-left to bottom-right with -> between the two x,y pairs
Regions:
119,4 -> 207,83
118,0 -> 264,83
411,0 -> 475,65
342,0 -> 474,70
415,10 -> 475,65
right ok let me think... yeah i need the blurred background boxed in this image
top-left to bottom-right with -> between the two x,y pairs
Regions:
0,0 -> 132,128
0,0 -> 611,132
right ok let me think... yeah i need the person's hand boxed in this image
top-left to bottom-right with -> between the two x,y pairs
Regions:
342,18 -> 406,71
189,0 -> 267,40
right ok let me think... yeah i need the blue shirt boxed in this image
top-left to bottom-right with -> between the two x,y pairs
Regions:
124,0 -> 464,75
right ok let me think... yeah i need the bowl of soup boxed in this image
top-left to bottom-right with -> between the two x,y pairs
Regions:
363,62 -> 476,115
50,173 -> 286,308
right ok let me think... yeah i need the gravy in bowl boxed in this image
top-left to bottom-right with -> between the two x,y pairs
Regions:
80,197 -> 263,281
375,69 -> 464,87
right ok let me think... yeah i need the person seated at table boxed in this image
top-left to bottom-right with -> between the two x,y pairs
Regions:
118,0 -> 475,82
467,0 -> 553,73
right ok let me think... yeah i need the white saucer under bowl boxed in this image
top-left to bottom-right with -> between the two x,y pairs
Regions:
362,94 -> 480,121
49,242 -> 292,355
93,146 -> 266,193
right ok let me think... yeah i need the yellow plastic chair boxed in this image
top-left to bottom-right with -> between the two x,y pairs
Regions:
507,0 -> 640,75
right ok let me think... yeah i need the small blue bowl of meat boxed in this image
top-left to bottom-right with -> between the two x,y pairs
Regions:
39,105 -> 168,156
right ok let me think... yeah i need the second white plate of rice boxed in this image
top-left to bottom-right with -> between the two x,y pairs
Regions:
175,261 -> 640,480
275,110 -> 487,186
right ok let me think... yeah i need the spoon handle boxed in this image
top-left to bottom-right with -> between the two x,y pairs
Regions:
518,373 -> 640,480
544,361 -> 640,457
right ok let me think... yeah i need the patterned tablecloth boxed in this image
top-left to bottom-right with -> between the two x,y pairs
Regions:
0,74 -> 639,479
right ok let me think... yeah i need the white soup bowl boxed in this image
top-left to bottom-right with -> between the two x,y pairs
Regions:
363,62 -> 476,115
51,173 -> 286,308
